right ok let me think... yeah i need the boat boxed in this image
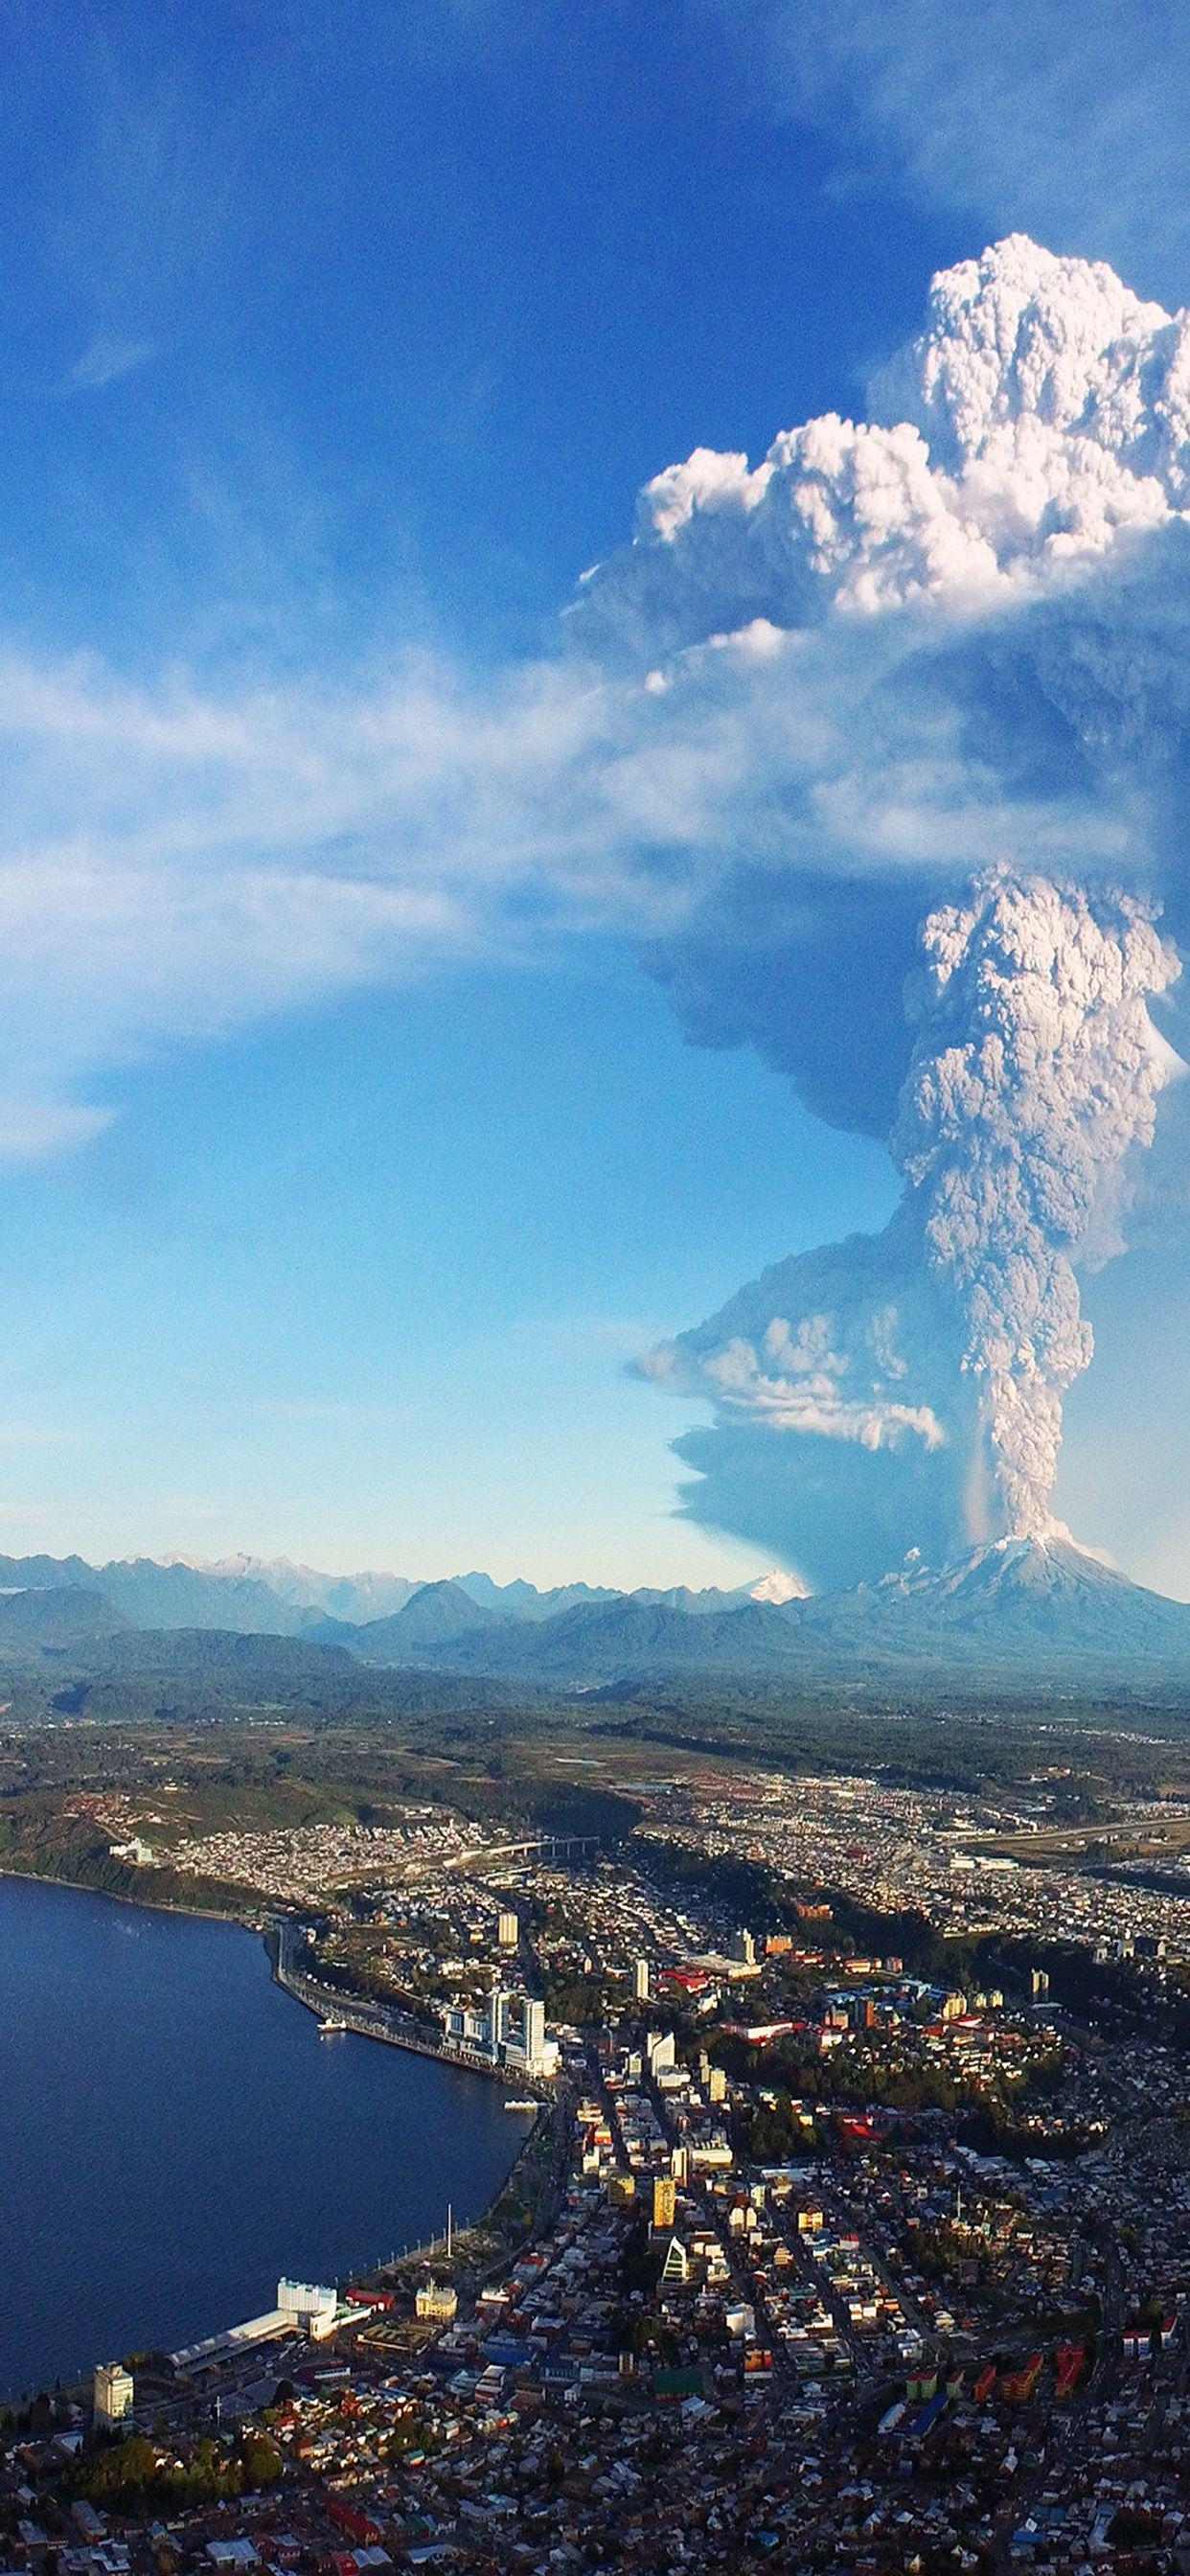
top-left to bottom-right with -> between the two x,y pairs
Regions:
503,2096 -> 538,2112
318,2014 -> 348,2035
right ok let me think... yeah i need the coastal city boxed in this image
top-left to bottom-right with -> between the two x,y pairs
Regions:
2,1744 -> 1185,2576
5,14 -> 1190,2576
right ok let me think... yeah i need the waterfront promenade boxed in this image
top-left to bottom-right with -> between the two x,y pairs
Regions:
269,1916 -> 526,2082
268,1919 -> 574,2290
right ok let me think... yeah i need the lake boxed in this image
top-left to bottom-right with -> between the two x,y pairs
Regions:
0,1874 -> 519,2398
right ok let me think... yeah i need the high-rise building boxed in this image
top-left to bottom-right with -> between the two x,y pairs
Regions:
523,1996 -> 546,2073
497,1909 -> 519,1949
483,1984 -> 555,2078
93,2362 -> 133,2427
633,1956 -> 651,2001
660,2234 -> 688,2283
652,2174 -> 677,2231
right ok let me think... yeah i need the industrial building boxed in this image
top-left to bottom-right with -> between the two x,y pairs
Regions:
170,2278 -> 345,2372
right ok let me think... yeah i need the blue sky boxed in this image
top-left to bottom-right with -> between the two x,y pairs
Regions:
0,963 -> 893,1580
0,0 -> 1187,1588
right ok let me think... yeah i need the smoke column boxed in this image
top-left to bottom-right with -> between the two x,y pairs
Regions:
645,865 -> 1182,1581
590,233 -> 1190,1581
893,871 -> 1179,1539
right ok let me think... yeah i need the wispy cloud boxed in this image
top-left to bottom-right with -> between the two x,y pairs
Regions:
706,0 -> 1190,302
0,641 -> 705,1153
0,1098 -> 115,1161
69,331 -> 155,392
4,2 -> 266,414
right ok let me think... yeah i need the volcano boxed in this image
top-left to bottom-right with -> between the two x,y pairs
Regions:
790,1535 -> 1190,1687
340,1535 -> 1190,1694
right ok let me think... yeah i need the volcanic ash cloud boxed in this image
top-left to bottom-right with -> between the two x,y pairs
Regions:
606,234 -> 1190,1579
893,871 -> 1179,1539
646,870 -> 1179,1572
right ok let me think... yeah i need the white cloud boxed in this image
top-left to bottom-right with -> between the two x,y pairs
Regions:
578,235 -> 1190,652
0,1097 -> 116,1160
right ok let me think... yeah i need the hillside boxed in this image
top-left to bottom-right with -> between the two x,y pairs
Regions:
0,1586 -> 130,1654
34,1627 -> 548,1725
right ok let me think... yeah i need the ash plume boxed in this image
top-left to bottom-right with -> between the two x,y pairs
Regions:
892,871 -> 1179,1538
613,238 -> 1190,1579
644,869 -> 1180,1569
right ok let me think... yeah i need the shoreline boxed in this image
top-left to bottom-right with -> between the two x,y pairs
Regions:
0,1867 -> 531,2099
0,1856 -> 251,1927
0,1865 -> 539,2405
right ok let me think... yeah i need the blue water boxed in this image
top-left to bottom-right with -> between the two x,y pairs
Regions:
0,1874 -> 518,2398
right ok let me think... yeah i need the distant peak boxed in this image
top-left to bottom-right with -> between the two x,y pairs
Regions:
747,1568 -> 810,1605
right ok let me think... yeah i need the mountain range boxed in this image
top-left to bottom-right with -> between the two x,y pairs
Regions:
0,1536 -> 1188,1698
0,1550 -> 803,1638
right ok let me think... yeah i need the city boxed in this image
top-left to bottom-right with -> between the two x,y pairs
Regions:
1,1733 -> 1184,2576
